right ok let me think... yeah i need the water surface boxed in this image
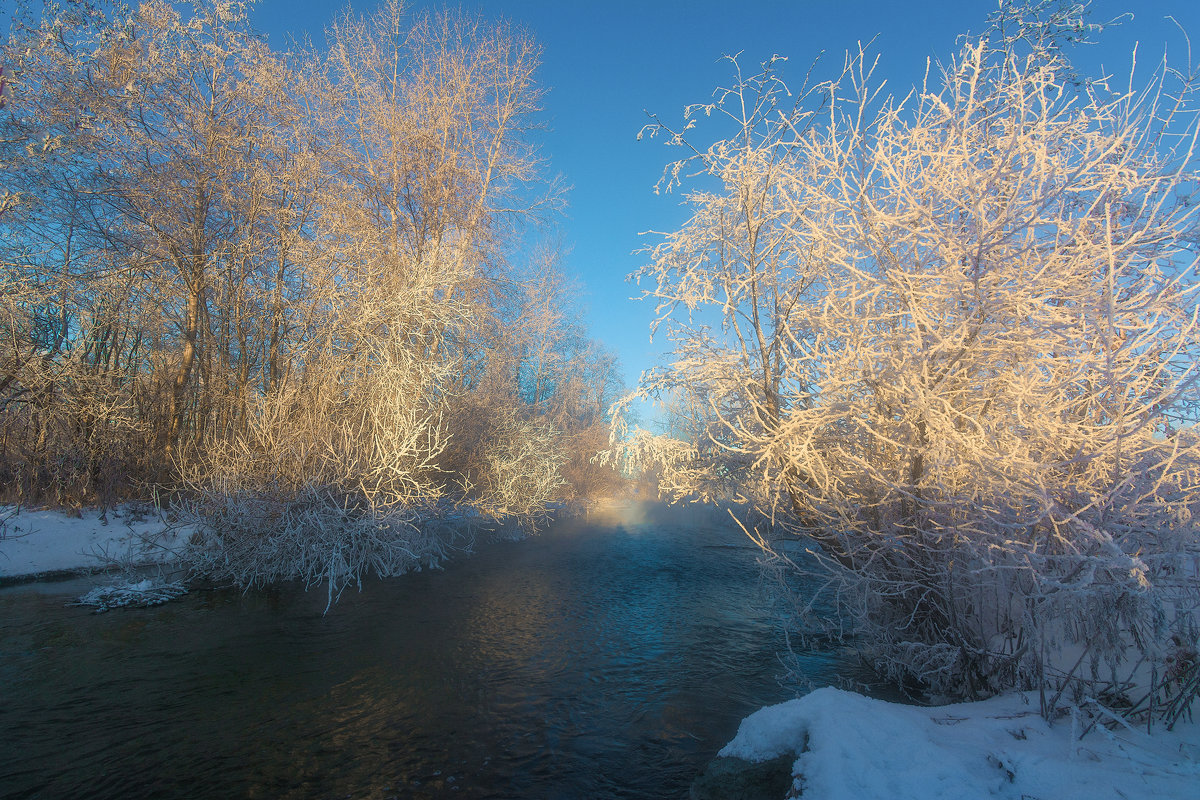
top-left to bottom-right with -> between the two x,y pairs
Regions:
0,503 -> 851,799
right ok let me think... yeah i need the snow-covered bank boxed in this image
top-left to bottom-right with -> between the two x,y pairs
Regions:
0,504 -> 189,580
718,688 -> 1199,800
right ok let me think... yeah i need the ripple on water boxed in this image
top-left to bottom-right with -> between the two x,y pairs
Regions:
0,504 -> 855,799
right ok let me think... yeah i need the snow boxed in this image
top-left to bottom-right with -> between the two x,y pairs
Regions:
73,577 -> 188,611
0,504 -> 189,579
720,687 -> 1200,800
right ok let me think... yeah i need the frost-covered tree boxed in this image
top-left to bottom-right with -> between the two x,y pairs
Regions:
1,1 -> 621,601
180,1 -> 554,599
0,0 -> 301,494
619,2 -> 1200,714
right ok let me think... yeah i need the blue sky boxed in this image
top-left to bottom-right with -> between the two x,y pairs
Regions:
249,0 -> 1200,399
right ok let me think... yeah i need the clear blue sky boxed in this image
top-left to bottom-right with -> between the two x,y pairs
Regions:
249,0 -> 1200,399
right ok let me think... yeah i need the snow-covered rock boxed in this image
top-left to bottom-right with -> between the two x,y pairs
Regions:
73,578 -> 188,611
720,688 -> 1200,800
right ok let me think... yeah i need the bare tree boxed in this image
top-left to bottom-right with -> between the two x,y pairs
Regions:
1,0 -> 623,599
1,0 -> 303,481
181,1 -> 568,598
618,3 -> 1200,718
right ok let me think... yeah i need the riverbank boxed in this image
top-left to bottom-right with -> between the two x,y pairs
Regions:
0,503 -> 188,583
0,500 -> 572,584
703,686 -> 1199,800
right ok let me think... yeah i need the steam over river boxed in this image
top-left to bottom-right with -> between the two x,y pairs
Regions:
1,503 -> 854,799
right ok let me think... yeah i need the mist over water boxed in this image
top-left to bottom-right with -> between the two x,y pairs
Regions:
0,504 -> 855,799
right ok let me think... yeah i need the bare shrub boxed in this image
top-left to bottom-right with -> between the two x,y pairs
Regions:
182,489 -> 469,610
179,332 -> 455,600
558,421 -> 632,502
0,335 -> 153,506
194,348 -> 449,507
471,409 -> 566,517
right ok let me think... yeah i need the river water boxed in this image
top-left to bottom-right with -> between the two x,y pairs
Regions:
0,503 -> 854,799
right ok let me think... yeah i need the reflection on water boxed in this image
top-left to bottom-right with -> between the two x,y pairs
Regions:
0,503 -> 854,799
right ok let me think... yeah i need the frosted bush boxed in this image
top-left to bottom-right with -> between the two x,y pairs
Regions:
181,489 -> 476,610
617,2 -> 1200,719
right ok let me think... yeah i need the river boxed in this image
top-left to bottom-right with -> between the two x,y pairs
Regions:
0,503 -> 855,799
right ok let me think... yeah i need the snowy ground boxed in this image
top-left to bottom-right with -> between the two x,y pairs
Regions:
721,687 -> 1200,800
0,503 -> 189,580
